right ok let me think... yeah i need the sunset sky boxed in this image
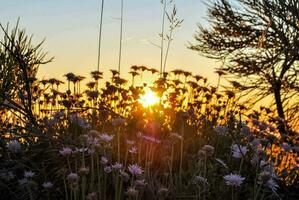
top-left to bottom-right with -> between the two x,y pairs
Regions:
1,0 -> 220,85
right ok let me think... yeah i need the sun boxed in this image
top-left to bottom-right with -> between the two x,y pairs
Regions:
139,88 -> 160,107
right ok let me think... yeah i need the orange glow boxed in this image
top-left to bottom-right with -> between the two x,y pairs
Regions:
139,88 -> 160,107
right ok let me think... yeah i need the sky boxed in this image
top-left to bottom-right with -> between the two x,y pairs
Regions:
0,0 -> 220,85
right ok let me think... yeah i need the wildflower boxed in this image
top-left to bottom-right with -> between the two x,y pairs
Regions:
134,179 -> 147,189
86,90 -> 99,99
126,187 -> 138,198
59,147 -> 72,156
158,187 -> 169,197
251,138 -> 261,148
128,164 -> 144,175
99,133 -> 114,142
128,146 -> 138,154
24,171 -> 35,178
126,140 -> 135,145
42,181 -> 54,189
250,155 -> 260,166
193,175 -> 208,185
104,166 -> 112,173
258,171 -> 272,183
87,148 -> 95,154
265,178 -> 279,192
202,145 -> 215,156
6,140 -> 21,153
231,144 -> 248,159
74,147 -> 88,154
88,130 -> 100,137
79,167 -> 90,175
86,192 -> 97,200
112,117 -> 126,127
142,135 -> 161,144
223,173 -> 245,187
214,125 -> 227,135
111,162 -> 123,170
120,171 -> 130,182
100,156 -> 108,165
170,132 -> 183,140
67,173 -> 79,183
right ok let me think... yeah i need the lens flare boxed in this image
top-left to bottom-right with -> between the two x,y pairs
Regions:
139,88 -> 160,107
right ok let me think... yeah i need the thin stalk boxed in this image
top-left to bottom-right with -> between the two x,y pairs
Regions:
63,177 -> 69,200
118,0 -> 124,74
179,122 -> 184,181
96,153 -> 101,197
97,0 -> 105,71
163,29 -> 173,73
117,127 -> 121,162
81,175 -> 86,200
238,157 -> 244,174
160,0 -> 167,74
90,153 -> 95,189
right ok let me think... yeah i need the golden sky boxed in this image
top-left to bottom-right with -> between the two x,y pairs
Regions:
1,0 -> 221,86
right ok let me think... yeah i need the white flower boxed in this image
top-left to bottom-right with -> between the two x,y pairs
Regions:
6,140 -> 21,153
42,181 -> 54,189
100,156 -> 108,165
86,192 -> 97,200
214,125 -> 227,135
99,133 -> 114,142
202,145 -> 215,155
126,140 -> 135,145
74,147 -> 88,153
142,135 -> 161,144
170,132 -> 183,140
128,164 -> 143,175
126,187 -> 138,197
24,171 -> 35,178
128,146 -> 138,154
158,187 -> 169,196
111,162 -> 123,170
231,144 -> 248,158
67,173 -> 79,183
59,147 -> 72,156
223,173 -> 245,187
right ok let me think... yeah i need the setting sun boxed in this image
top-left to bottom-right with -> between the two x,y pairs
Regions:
139,88 -> 160,107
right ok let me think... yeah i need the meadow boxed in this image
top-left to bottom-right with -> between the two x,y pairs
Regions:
1,62 -> 298,199
1,0 -> 299,199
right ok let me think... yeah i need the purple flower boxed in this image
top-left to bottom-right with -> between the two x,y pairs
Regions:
59,147 -> 72,156
223,173 -> 245,187
128,164 -> 143,175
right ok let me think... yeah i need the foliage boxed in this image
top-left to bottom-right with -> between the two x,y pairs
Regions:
189,0 -> 299,130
